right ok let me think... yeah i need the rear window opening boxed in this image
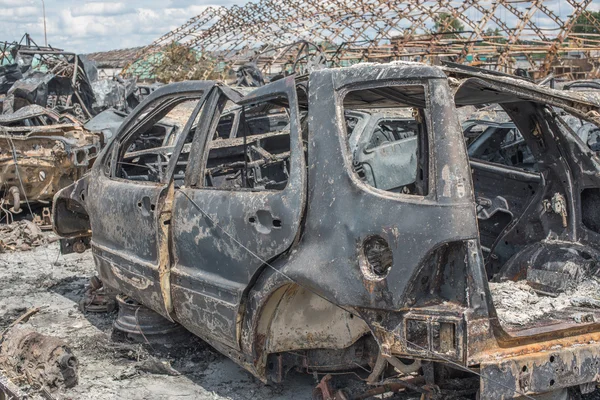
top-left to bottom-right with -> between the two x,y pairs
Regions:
342,84 -> 429,196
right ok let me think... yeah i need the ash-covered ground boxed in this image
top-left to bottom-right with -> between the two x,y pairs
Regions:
1,233 -> 599,399
0,238 -> 316,399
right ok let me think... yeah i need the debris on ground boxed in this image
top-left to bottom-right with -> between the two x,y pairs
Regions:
0,239 -> 317,399
0,220 -> 50,252
0,326 -> 78,391
489,278 -> 600,326
79,276 -> 117,314
135,356 -> 181,376
0,307 -> 40,336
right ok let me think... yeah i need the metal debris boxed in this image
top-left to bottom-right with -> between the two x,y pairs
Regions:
79,276 -> 117,314
0,35 -> 95,120
0,105 -> 101,212
0,326 -> 78,391
113,295 -> 189,345
0,371 -> 26,400
0,220 -> 47,252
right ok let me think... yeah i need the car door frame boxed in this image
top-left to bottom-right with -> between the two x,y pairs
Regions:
88,82 -> 215,318
170,77 -> 307,349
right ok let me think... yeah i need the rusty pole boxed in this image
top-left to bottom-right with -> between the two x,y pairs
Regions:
40,0 -> 48,47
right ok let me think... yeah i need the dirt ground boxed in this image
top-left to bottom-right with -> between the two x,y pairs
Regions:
0,237 -> 317,399
1,234 -> 599,399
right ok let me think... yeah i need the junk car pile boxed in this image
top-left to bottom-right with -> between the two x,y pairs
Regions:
0,37 -> 141,225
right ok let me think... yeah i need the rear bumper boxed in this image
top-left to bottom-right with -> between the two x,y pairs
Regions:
480,341 -> 600,398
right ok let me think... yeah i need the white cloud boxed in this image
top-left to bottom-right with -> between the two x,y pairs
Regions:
2,5 -> 40,21
70,2 -> 134,17
0,0 -> 25,6
0,0 -> 586,54
0,0 -> 244,52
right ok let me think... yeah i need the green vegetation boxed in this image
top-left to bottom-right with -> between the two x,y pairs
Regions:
573,11 -> 600,35
433,12 -> 464,38
484,27 -> 507,44
154,43 -> 220,83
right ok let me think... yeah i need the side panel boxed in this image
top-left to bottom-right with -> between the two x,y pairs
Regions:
277,66 -> 480,312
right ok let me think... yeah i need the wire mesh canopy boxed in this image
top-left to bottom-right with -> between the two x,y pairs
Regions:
123,0 -> 600,81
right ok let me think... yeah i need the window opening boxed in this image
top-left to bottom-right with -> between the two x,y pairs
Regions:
465,105 -> 538,172
115,97 -> 201,183
342,84 -> 429,196
203,97 -> 291,190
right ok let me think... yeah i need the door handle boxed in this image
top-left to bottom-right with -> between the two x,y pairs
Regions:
137,196 -> 156,216
248,210 -> 282,234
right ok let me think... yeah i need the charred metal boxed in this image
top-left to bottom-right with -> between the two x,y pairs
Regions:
0,36 -> 146,224
53,62 -> 600,399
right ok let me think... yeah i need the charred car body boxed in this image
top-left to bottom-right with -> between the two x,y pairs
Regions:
0,105 -> 100,221
0,39 -> 145,218
54,63 -> 600,398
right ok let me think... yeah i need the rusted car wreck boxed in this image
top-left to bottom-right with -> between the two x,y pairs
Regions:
54,62 -> 600,399
0,105 -> 100,224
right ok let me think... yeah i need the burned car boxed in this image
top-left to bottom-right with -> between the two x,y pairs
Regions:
54,63 -> 600,399
0,105 -> 100,220
0,38 -> 145,223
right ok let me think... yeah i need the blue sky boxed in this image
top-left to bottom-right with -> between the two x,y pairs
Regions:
0,0 -> 246,53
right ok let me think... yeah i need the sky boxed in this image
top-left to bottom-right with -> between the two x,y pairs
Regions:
1,0 -> 598,55
0,0 -> 246,53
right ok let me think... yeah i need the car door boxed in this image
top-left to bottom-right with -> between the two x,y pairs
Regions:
87,82 -> 215,317
170,78 -> 306,348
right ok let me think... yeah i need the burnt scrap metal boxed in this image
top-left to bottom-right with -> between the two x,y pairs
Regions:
0,327 -> 78,391
113,295 -> 189,344
79,276 -> 117,314
0,105 -> 101,215
1,34 -> 141,119
124,0 -> 600,82
91,76 -> 140,114
0,220 -> 47,252
83,108 -> 128,144
0,35 -> 96,120
53,61 -> 600,398
0,35 -> 147,219
0,371 -> 26,400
